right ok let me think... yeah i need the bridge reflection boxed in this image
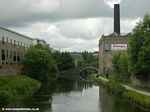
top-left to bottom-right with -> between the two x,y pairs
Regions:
79,66 -> 99,82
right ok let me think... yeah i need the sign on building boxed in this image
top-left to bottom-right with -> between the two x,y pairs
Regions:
111,44 -> 127,51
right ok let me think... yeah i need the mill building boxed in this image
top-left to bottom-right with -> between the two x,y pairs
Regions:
99,4 -> 130,73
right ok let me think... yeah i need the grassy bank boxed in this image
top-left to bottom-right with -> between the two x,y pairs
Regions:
123,90 -> 150,108
0,75 -> 41,106
93,76 -> 150,109
92,76 -> 107,86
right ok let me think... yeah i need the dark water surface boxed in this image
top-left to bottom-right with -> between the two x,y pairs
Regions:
3,78 -> 150,112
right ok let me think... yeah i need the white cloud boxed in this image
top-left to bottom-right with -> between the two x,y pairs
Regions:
10,17 -> 139,52
0,0 -> 148,52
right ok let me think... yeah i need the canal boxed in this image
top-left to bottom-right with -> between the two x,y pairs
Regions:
5,78 -> 150,112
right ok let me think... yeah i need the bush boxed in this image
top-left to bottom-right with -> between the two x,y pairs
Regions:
0,91 -> 13,106
0,75 -> 41,106
22,47 -> 58,82
92,76 -> 107,87
107,80 -> 126,95
112,52 -> 130,83
52,51 -> 74,71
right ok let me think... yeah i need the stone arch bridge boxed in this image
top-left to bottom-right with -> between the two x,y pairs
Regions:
78,66 -> 99,82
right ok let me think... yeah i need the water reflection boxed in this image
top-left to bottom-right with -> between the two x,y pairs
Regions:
3,78 -> 150,112
99,87 -> 150,112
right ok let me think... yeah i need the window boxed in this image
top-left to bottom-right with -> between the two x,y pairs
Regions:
10,39 -> 12,44
2,49 -> 5,60
14,40 -> 16,46
7,38 -> 8,43
2,36 -> 4,44
104,43 -> 110,51
10,50 -> 12,59
13,51 -> 16,61
17,52 -> 20,62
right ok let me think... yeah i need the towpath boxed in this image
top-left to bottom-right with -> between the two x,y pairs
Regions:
99,76 -> 150,96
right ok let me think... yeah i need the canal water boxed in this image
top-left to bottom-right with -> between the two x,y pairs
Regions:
4,78 -> 150,112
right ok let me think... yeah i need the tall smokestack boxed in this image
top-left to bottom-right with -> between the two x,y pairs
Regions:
114,4 -> 120,35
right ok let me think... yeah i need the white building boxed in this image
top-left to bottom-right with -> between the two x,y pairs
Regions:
0,26 -> 47,75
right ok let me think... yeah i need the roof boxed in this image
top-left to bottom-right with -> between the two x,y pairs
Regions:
0,26 -> 33,40
105,32 -> 131,37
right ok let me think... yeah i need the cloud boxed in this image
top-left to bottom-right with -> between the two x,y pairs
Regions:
9,17 -> 140,52
0,0 -> 149,27
104,0 -> 122,8
0,0 -> 149,51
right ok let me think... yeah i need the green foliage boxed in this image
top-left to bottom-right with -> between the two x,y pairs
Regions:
81,51 -> 98,67
107,80 -> 126,95
128,15 -> 150,79
52,51 -> 74,71
0,91 -> 13,106
94,77 -> 126,95
92,76 -> 107,87
112,52 -> 121,74
22,46 -> 58,82
112,52 -> 129,82
77,58 -> 84,67
123,90 -> 150,108
0,75 -> 41,106
93,76 -> 150,108
119,53 -> 129,80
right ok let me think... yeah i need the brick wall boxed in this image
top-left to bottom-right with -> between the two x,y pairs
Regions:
99,34 -> 129,73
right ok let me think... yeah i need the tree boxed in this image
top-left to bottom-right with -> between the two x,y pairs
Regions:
81,51 -> 98,67
112,52 -> 129,82
112,52 -> 121,74
119,53 -> 129,81
52,51 -> 74,71
128,15 -> 150,79
22,47 -> 58,82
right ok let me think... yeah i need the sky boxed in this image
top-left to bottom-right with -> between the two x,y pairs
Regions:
0,0 -> 149,52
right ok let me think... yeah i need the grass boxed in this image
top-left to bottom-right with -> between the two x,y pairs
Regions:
92,76 -> 150,109
123,90 -> 150,108
107,79 -> 126,95
0,75 -> 41,106
92,75 -> 107,87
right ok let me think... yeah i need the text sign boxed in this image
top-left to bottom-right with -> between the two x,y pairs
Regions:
111,44 -> 127,51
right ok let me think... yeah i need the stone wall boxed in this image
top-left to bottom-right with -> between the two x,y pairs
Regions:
0,65 -> 22,76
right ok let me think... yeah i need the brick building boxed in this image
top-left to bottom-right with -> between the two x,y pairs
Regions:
98,4 -> 130,73
99,33 -> 129,72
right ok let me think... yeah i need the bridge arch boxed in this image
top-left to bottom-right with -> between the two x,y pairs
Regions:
79,66 -> 99,82
79,66 -> 99,75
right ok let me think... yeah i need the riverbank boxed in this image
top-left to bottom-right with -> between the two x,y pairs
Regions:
0,75 -> 41,106
93,76 -> 150,109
